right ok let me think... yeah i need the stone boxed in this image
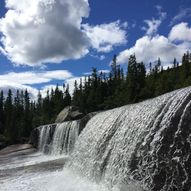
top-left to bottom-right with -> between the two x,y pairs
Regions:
55,106 -> 84,123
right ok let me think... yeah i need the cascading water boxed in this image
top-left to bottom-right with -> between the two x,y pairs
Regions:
68,87 -> 191,191
2,87 -> 191,191
38,121 -> 80,155
38,125 -> 52,152
51,121 -> 79,155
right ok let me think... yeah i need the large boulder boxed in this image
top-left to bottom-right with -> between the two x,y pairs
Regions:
55,106 -> 84,123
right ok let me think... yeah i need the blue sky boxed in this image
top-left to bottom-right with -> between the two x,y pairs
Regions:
0,0 -> 191,98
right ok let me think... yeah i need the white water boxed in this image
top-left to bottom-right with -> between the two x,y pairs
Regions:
51,121 -> 79,155
1,87 -> 191,191
0,152 -> 67,170
38,124 -> 52,152
0,168 -> 110,191
69,87 -> 191,190
38,121 -> 80,155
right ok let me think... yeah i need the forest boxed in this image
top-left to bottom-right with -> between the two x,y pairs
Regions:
0,52 -> 191,144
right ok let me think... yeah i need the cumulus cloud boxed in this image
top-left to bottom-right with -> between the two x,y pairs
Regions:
0,70 -> 73,85
169,22 -> 191,42
82,21 -> 127,52
0,0 -> 90,66
142,5 -> 166,36
118,35 -> 189,65
0,0 -> 128,66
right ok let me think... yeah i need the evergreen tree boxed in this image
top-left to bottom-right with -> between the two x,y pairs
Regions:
0,91 -> 4,134
4,89 -> 14,142
127,55 -> 146,102
63,84 -> 71,107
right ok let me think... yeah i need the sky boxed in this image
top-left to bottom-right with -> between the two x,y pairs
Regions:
0,0 -> 191,99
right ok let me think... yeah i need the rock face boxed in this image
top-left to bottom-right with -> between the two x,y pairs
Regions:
55,106 -> 84,123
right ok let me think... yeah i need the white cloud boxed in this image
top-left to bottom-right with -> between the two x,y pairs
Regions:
118,35 -> 190,65
0,70 -> 73,85
82,20 -> 127,52
0,70 -> 90,99
0,70 -> 73,100
142,19 -> 162,36
0,69 -> 112,99
142,5 -> 166,36
169,22 -> 191,42
0,80 -> 39,100
0,1 -> 128,66
0,0 -> 90,66
170,7 -> 191,26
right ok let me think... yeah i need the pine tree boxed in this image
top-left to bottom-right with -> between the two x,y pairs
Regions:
0,91 -> 4,134
111,54 -> 117,78
4,89 -> 14,142
63,84 -> 71,107
23,90 -> 31,137
127,55 -> 146,102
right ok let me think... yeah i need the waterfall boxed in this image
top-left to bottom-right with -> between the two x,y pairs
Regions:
3,87 -> 191,191
50,121 -> 79,155
68,87 -> 191,191
38,125 -> 52,153
38,121 -> 80,155
36,87 -> 191,190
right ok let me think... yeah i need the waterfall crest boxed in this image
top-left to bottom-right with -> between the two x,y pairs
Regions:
68,87 -> 191,191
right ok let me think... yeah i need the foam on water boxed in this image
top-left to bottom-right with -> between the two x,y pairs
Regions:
0,168 -> 109,191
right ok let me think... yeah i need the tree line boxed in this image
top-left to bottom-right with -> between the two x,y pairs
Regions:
0,86 -> 71,144
0,52 -> 191,144
72,52 -> 191,113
